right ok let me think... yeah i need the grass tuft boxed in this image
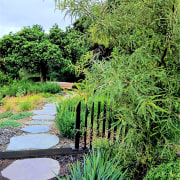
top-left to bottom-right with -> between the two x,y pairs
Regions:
1,94 -> 43,112
0,111 -> 13,120
0,121 -> 22,128
8,112 -> 33,120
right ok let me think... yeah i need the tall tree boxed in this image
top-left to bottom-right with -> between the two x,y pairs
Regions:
0,25 -> 63,82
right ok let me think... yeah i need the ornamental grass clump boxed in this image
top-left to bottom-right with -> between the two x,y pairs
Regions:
55,149 -> 125,180
56,95 -> 86,139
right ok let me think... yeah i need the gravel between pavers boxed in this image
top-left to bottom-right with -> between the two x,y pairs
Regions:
0,127 -> 23,151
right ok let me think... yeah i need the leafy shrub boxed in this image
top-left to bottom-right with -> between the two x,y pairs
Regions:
56,106 -> 85,139
56,109 -> 75,139
15,86 -> 26,97
28,82 -> 61,94
0,71 -> 12,86
18,68 -> 31,80
56,96 -> 85,139
56,149 -> 125,180
0,111 -> 13,120
0,120 -> 21,128
144,161 -> 180,180
92,138 -> 115,152
8,112 -> 33,120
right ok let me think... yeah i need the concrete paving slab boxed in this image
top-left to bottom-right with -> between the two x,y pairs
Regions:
32,115 -> 55,121
33,110 -> 57,115
26,121 -> 54,125
7,134 -> 59,151
1,158 -> 60,180
21,126 -> 51,133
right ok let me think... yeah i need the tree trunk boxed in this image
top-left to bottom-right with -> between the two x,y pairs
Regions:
40,61 -> 47,82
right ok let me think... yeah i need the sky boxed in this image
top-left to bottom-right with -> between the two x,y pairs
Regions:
0,0 -> 72,38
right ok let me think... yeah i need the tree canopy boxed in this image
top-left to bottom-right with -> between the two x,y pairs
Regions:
0,24 -> 88,82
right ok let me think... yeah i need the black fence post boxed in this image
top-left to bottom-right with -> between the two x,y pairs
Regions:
108,109 -> 112,139
75,102 -> 81,150
113,118 -> 118,142
83,104 -> 88,149
102,101 -> 107,138
90,102 -> 94,149
97,101 -> 101,137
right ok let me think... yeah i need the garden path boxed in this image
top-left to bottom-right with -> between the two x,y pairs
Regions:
1,102 -> 64,179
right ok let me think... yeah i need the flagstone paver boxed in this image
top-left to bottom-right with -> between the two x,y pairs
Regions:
1,158 -> 60,180
32,115 -> 55,121
44,103 -> 56,107
7,134 -> 59,151
21,126 -> 51,133
33,110 -> 57,115
26,120 -> 54,125
43,106 -> 56,110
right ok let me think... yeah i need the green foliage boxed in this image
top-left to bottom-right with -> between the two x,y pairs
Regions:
0,25 -> 63,82
93,138 -> 113,150
55,0 -> 180,178
18,102 -> 34,111
0,120 -> 21,128
56,108 -> 75,139
0,80 -> 61,99
39,93 -> 55,98
8,112 -> 33,120
0,23 -> 89,82
56,95 -> 86,139
58,149 -> 125,180
48,24 -> 89,81
144,161 -> 180,180
0,70 -> 12,86
16,86 -> 26,97
18,68 -> 31,80
0,111 -> 13,120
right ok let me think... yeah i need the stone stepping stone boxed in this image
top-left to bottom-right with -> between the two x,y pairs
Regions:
21,126 -> 51,133
1,158 -> 60,180
26,120 -> 54,125
33,110 -> 57,115
43,106 -> 56,110
32,115 -> 55,121
7,134 -> 59,151
44,103 -> 56,107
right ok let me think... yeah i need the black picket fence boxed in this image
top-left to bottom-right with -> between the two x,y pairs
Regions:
0,100 -> 119,159
74,101 -> 119,150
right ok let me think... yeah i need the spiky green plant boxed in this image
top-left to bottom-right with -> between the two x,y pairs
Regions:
54,149 -> 125,180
